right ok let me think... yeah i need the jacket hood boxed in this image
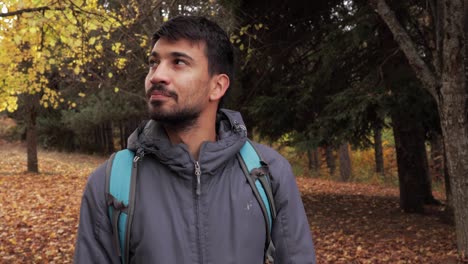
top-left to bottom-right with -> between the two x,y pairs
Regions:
127,109 -> 248,178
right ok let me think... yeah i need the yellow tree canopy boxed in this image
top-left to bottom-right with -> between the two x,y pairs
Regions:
0,0 -> 136,112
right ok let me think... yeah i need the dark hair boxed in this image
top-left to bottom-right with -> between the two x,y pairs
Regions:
152,16 -> 234,82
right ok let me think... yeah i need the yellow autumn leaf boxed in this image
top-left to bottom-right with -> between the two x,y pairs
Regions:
74,67 -> 80,75
89,37 -> 96,45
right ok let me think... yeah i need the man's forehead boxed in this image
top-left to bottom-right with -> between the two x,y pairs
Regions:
151,38 -> 206,54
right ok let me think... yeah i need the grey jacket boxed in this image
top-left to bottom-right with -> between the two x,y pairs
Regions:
74,109 -> 316,263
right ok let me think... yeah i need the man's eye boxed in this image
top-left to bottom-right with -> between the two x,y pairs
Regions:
174,59 -> 187,65
148,59 -> 159,67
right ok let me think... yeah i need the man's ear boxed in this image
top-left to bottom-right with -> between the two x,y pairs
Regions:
209,74 -> 230,101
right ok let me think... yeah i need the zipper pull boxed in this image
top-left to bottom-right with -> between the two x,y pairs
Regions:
195,161 -> 201,195
133,149 -> 144,168
133,155 -> 140,168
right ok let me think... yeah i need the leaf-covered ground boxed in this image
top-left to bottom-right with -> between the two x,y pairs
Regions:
300,178 -> 458,263
0,142 -> 458,263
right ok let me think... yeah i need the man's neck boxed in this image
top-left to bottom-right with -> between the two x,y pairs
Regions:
163,111 -> 217,160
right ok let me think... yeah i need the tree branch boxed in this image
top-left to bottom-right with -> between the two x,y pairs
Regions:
371,0 -> 439,101
0,6 -> 65,17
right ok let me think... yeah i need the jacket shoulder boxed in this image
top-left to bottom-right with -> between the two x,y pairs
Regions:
250,142 -> 291,168
86,160 -> 109,189
248,141 -> 295,190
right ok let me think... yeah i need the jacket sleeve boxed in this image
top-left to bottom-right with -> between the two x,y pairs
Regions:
260,145 -> 316,264
74,161 -> 120,264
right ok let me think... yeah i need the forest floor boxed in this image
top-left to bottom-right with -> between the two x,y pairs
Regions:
0,140 -> 459,263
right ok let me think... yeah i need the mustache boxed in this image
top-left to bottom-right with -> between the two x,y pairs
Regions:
146,84 -> 178,100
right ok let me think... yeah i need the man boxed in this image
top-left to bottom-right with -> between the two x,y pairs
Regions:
74,15 -> 316,263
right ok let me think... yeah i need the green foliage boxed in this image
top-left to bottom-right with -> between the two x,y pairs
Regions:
228,0 -> 440,154
37,111 -> 77,151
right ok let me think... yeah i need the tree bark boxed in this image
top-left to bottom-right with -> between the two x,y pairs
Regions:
307,148 -> 320,173
105,121 -> 114,154
325,145 -> 336,175
440,0 -> 468,256
25,94 -> 39,173
119,121 -> 125,150
429,132 -> 444,181
439,91 -> 468,256
443,148 -> 455,224
373,124 -> 385,176
391,109 -> 435,213
338,143 -> 352,182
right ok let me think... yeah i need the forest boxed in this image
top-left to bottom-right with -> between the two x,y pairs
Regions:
0,0 -> 467,262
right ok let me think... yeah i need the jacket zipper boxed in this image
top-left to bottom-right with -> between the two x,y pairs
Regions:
195,161 -> 201,196
194,161 -> 203,264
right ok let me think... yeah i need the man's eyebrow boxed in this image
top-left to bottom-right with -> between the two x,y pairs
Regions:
149,51 -> 194,61
170,51 -> 194,61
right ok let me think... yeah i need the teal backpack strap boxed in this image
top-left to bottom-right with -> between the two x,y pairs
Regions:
238,139 -> 277,263
105,149 -> 139,264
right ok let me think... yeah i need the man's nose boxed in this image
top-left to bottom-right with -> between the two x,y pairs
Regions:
149,62 -> 170,85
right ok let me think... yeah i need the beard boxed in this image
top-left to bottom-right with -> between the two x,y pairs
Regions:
148,103 -> 201,129
146,84 -> 201,130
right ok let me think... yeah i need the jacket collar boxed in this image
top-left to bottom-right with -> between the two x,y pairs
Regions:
127,109 -> 248,177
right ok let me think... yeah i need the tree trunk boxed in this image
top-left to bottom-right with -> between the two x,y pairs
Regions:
338,143 -> 352,182
439,78 -> 468,257
440,0 -> 468,255
391,110 -> 434,213
101,123 -> 107,153
307,148 -> 320,173
443,150 -> 455,224
373,124 -> 385,176
105,121 -> 114,154
325,145 -> 336,175
124,119 -> 140,148
429,132 -> 444,181
119,121 -> 125,150
25,94 -> 39,173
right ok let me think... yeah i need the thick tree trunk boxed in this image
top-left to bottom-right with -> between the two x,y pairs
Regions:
391,111 -> 434,213
439,80 -> 468,257
25,96 -> 38,173
338,143 -> 352,182
440,0 -> 468,256
373,125 -> 384,176
325,145 -> 336,175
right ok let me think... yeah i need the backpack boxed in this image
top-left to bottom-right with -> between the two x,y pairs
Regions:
105,139 -> 277,264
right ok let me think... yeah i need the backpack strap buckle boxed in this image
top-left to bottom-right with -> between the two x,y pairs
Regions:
106,193 -> 129,257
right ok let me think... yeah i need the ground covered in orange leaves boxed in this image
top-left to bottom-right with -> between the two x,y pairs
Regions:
0,142 -> 458,263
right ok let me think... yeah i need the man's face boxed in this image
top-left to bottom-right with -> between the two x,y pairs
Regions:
145,38 -> 214,125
